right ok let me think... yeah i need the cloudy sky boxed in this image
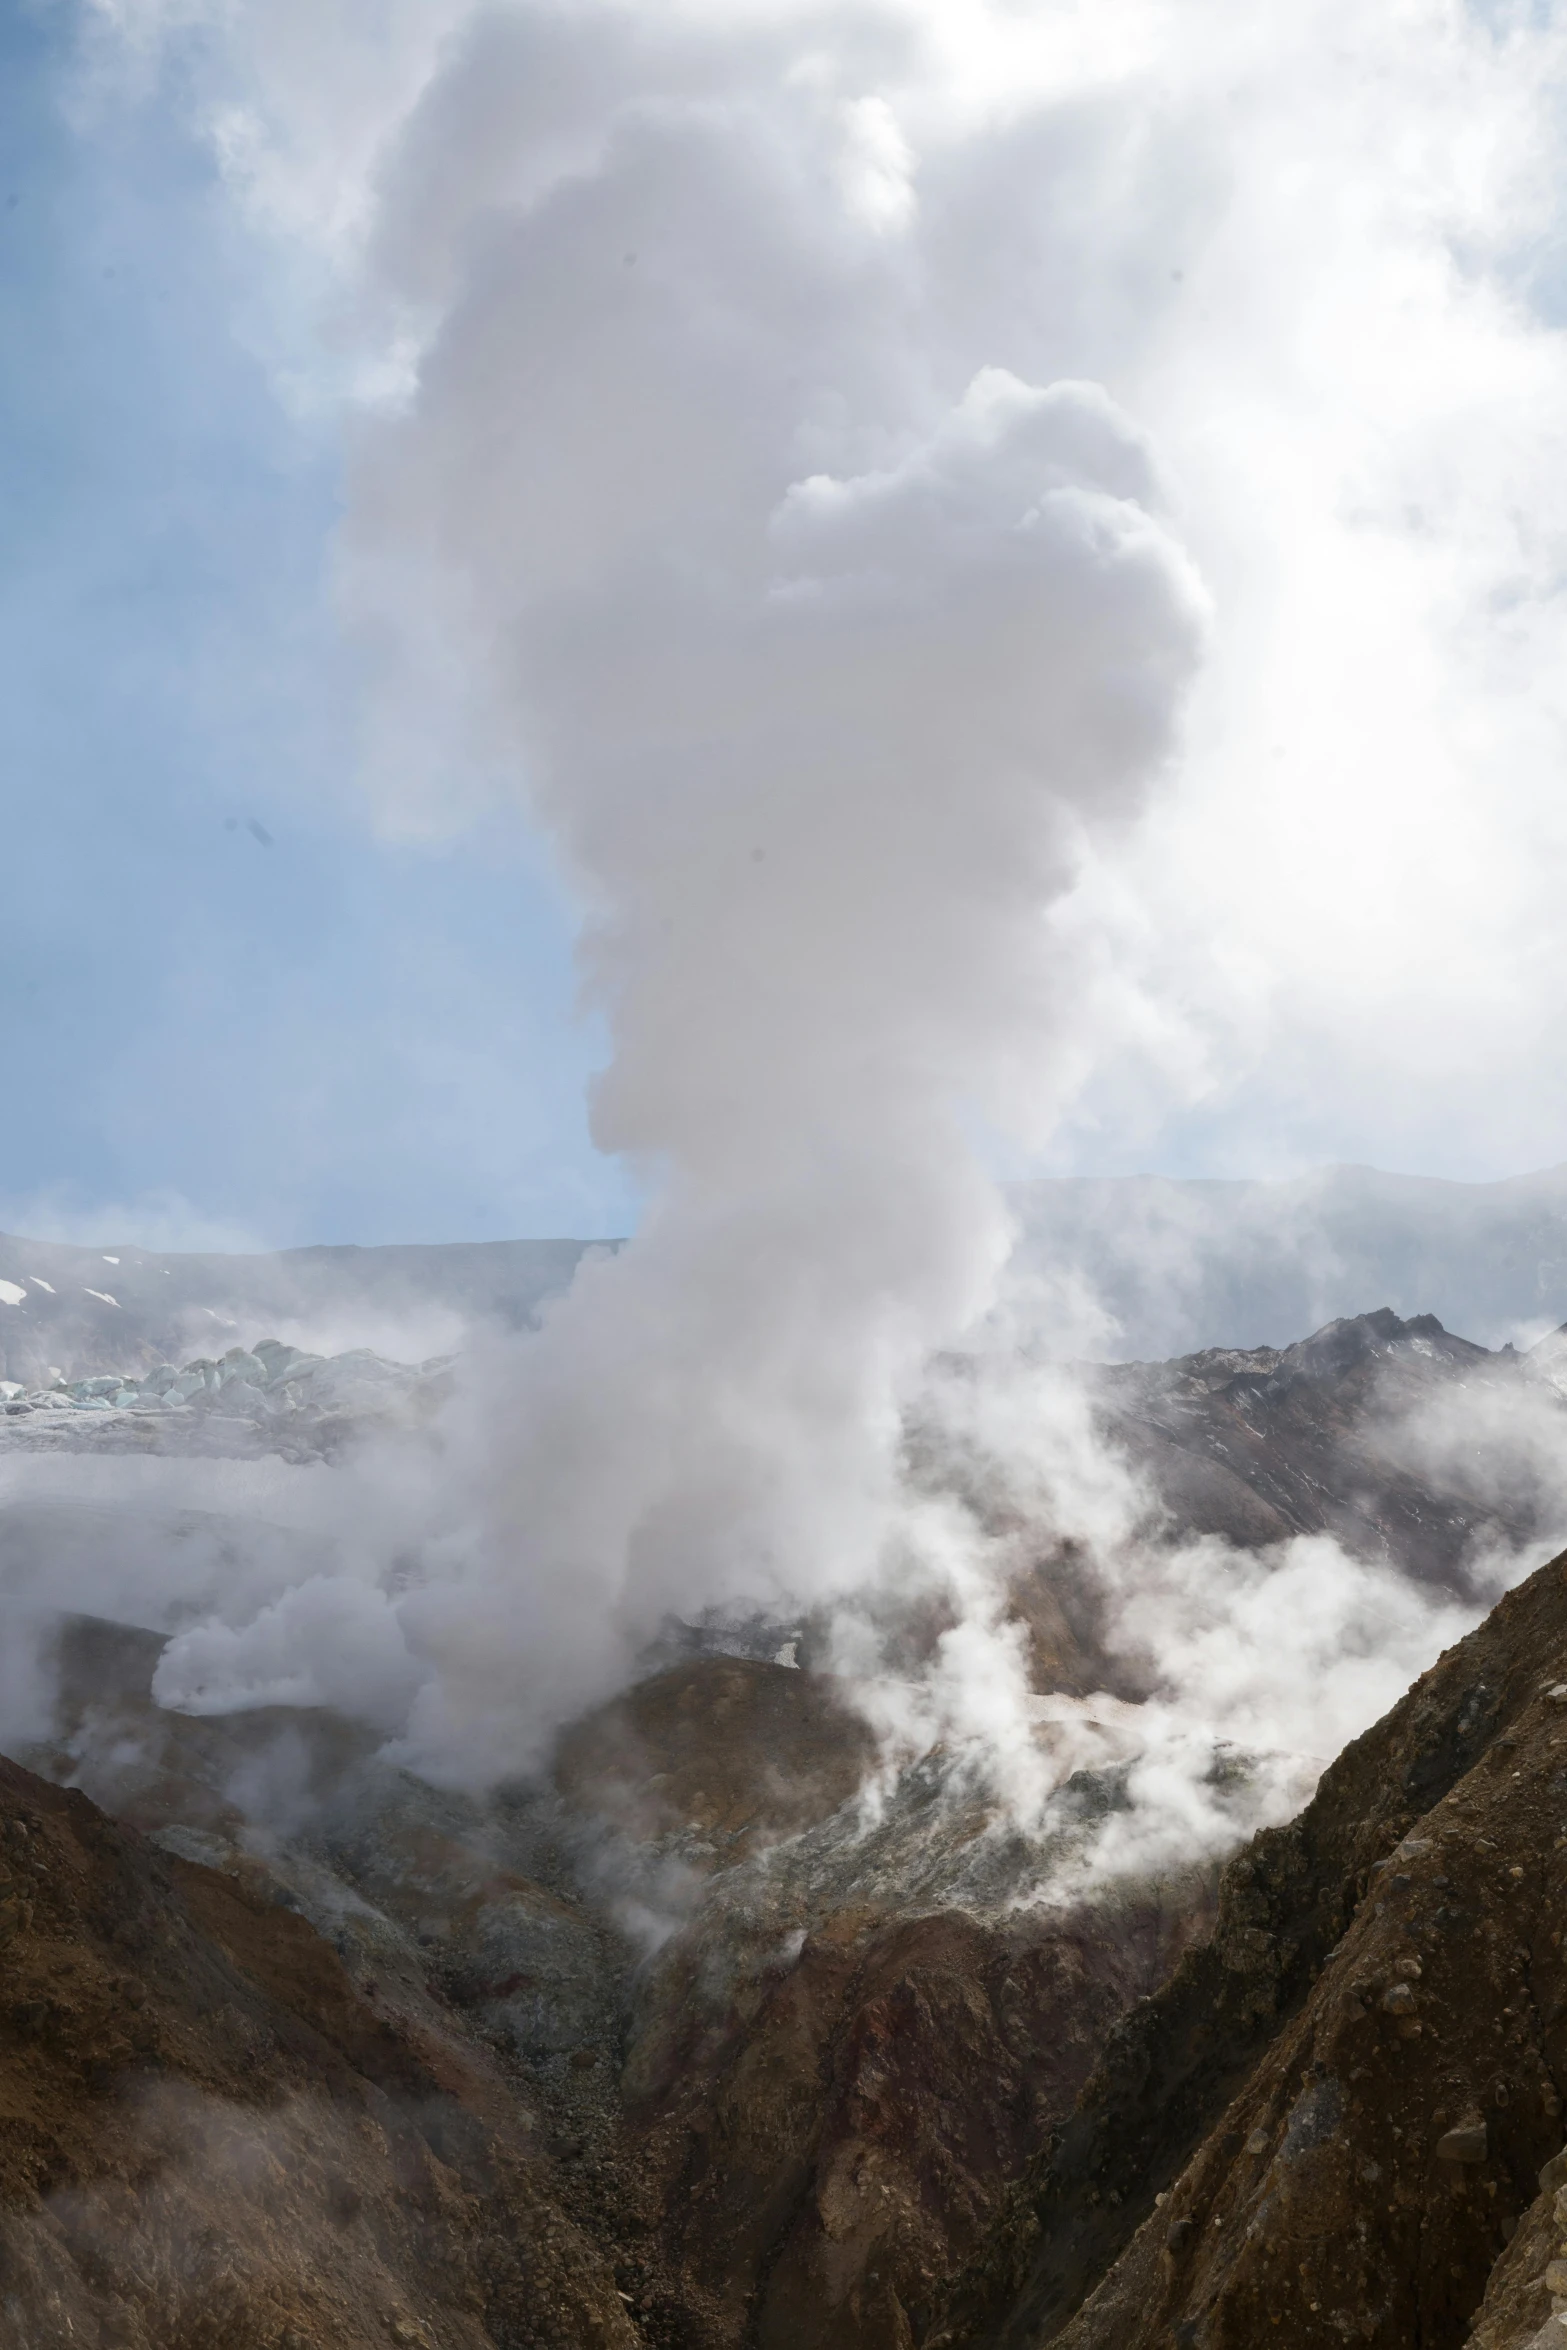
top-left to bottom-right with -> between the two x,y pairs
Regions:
8,0 -> 1567,1251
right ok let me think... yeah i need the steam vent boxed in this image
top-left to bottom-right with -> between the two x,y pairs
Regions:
0,1429 -> 1564,2346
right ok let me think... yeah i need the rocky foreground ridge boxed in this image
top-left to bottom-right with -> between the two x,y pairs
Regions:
934,1542 -> 1567,2350
9,1542 -> 1567,2344
9,1614 -> 1213,2350
0,1752 -> 636,2349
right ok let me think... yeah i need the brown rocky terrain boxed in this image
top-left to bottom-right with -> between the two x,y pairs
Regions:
46,1534 -> 1567,2350
1082,1309 -> 1567,1590
18,1620 -> 1216,2350
6,1306 -> 1567,2345
932,1542 -> 1567,2349
0,1752 -> 635,2348
584,1663 -> 1212,2340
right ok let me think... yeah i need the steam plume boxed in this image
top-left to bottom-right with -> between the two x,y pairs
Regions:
133,4 -> 1185,1775
84,0 -> 1567,1829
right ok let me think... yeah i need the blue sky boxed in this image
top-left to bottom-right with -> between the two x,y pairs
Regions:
0,2 -> 634,1248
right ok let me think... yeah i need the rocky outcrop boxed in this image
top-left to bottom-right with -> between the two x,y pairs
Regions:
550,1656 -> 1216,2349
934,1546 -> 1567,2350
555,1653 -> 878,1853
630,1886 -> 1205,2350
1081,1309 -> 1567,1588
0,1753 -> 635,2349
1464,2144 -> 1567,2349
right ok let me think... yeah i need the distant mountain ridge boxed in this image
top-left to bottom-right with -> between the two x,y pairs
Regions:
10,1156 -> 1567,1386
1008,1159 -> 1567,1356
0,1231 -> 605,1386
1077,1305 -> 1567,1593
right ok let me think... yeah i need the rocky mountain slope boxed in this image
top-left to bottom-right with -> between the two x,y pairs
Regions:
1082,1307 -> 1567,1591
932,1545 -> 1567,2350
915,1308 -> 1567,1612
22,1528 -> 1567,2348
4,1299 -> 1567,2343
16,1615 -> 1217,2350
0,1748 -> 634,2349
